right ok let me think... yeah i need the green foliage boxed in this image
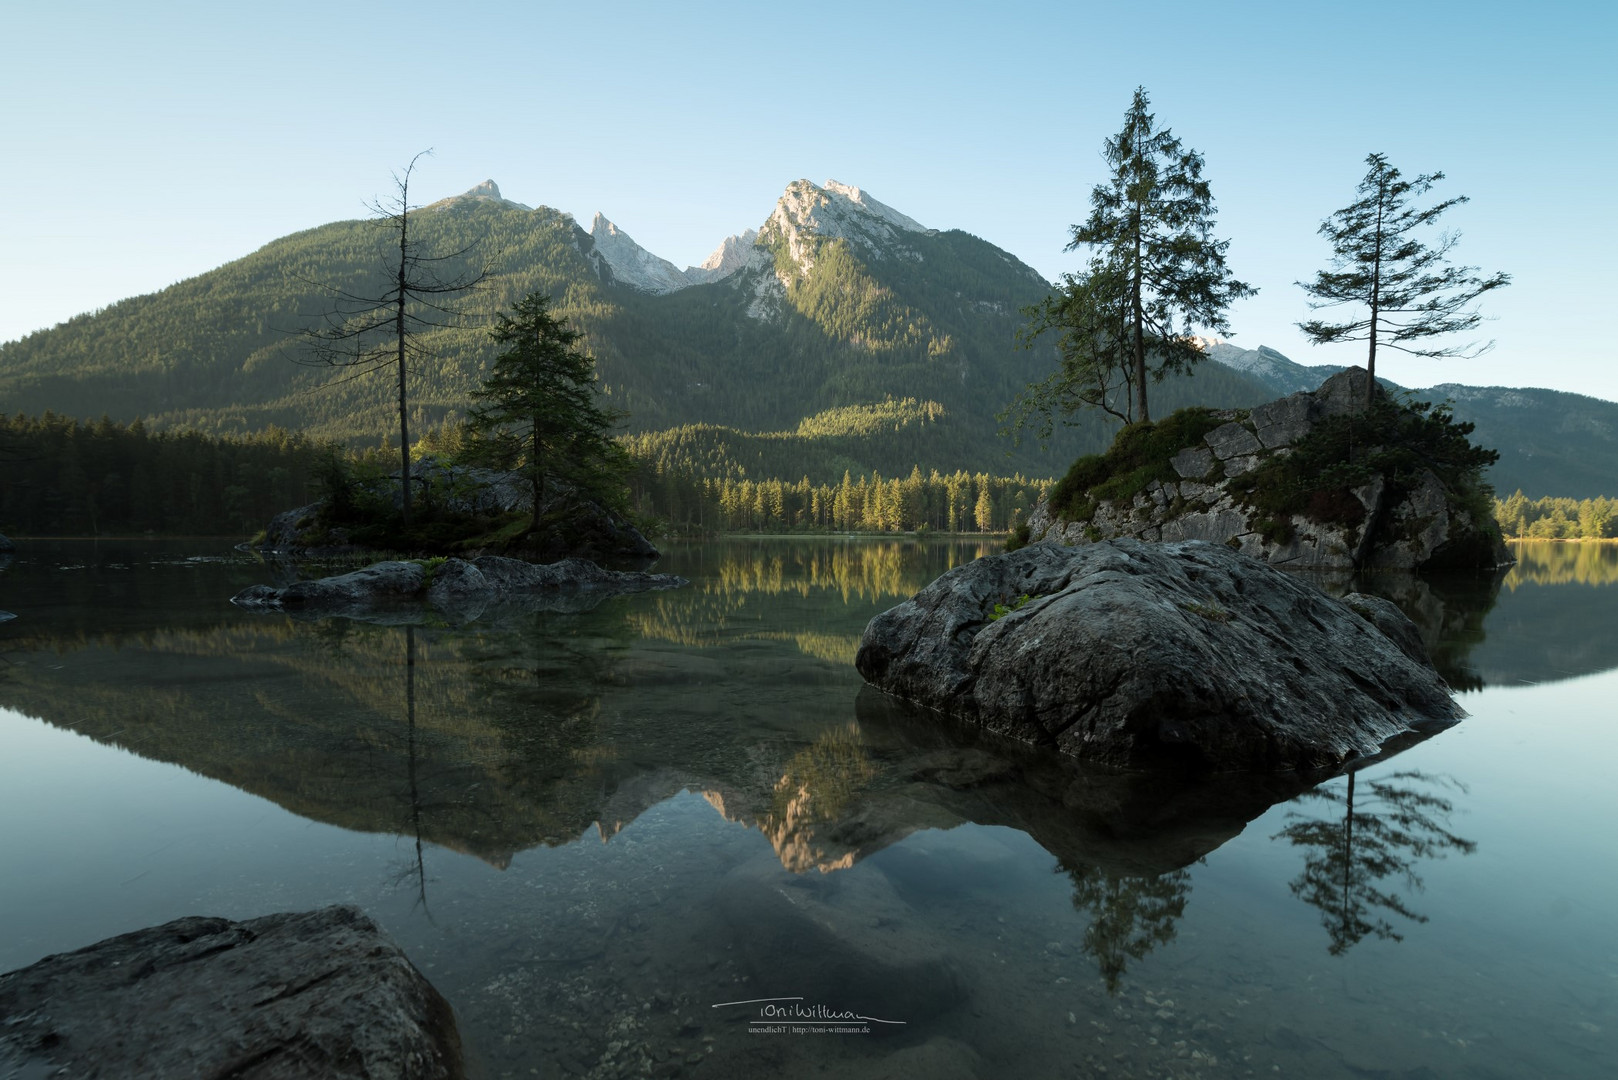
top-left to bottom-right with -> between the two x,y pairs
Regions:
1179,600 -> 1232,623
1494,491 -> 1618,539
1049,87 -> 1254,425
1047,407 -> 1230,520
0,413 -> 332,536
623,460 -> 1047,536
1299,153 -> 1510,398
988,593 -> 1036,621
412,555 -> 449,586
467,291 -> 629,524
1226,397 -> 1499,531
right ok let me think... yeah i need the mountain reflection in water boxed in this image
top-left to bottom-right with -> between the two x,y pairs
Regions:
2,538 -> 1613,1079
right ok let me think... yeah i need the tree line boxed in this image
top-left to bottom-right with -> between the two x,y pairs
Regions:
626,464 -> 1050,535
0,412 -> 330,536
1494,491 -> 1618,540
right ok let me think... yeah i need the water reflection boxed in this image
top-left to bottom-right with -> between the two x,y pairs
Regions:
1273,769 -> 1476,954
1506,540 -> 1618,588
1063,865 -> 1192,994
0,537 -> 1575,1001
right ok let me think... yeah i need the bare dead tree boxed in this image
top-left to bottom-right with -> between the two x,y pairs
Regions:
298,151 -> 487,525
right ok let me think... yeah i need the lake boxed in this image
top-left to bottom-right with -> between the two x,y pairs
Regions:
1,538 -> 1615,1079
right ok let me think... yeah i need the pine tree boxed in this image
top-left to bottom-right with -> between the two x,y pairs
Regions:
1298,153 -> 1510,408
1012,87 -> 1252,431
466,292 -> 627,532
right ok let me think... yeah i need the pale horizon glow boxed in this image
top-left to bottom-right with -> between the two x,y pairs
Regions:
3,1 -> 1614,402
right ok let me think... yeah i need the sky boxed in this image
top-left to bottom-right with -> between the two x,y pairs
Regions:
4,0 -> 1616,400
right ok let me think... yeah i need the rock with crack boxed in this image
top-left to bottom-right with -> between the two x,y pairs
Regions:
0,905 -> 463,1080
854,539 -> 1463,771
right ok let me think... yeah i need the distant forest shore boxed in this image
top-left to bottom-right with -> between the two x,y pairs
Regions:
1,413 -> 1612,543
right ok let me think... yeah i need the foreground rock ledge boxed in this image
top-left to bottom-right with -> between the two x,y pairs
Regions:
854,539 -> 1463,771
0,905 -> 463,1080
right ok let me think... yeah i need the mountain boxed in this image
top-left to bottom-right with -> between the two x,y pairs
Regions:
2,179 -> 1612,494
1200,342 -> 1618,498
0,178 -> 1273,480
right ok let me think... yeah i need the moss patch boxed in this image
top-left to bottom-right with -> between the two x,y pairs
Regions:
1048,408 -> 1234,522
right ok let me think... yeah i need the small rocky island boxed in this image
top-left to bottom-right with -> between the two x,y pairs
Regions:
1023,368 -> 1511,572
257,461 -> 660,563
856,539 -> 1463,772
232,554 -> 685,621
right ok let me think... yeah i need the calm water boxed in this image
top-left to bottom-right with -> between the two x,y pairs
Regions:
1,538 -> 1615,1079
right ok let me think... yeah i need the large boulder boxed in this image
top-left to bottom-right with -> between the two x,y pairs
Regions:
854,539 -> 1463,772
0,905 -> 463,1080
1026,367 -> 1511,572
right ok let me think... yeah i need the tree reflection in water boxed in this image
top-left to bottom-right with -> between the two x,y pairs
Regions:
1274,769 -> 1475,954
1061,863 -> 1193,994
385,625 -> 434,920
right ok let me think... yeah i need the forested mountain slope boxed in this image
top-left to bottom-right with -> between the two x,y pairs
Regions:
6,179 -> 1607,493
0,180 -> 1274,480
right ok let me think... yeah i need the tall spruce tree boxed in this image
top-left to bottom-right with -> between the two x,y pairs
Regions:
467,291 -> 627,533
299,152 -> 486,525
1298,153 -> 1510,408
1036,87 -> 1253,426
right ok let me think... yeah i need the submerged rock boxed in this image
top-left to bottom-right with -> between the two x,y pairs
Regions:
230,555 -> 685,622
0,905 -> 463,1079
854,539 -> 1463,772
0,532 -> 14,552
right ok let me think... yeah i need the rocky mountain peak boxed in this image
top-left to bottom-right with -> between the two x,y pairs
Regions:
586,213 -> 696,295
759,179 -> 928,279
429,179 -> 532,212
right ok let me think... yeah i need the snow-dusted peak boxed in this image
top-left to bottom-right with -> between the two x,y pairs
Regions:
589,213 -> 696,295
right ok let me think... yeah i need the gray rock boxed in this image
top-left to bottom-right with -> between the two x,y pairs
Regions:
854,539 -> 1462,772
230,556 -> 686,622
1204,421 -> 1262,460
425,558 -> 490,624
1024,367 -> 1510,573
0,905 -> 463,1080
229,584 -> 284,609
0,611 -> 15,624
280,560 -> 427,610
1315,366 -> 1378,416
1171,446 -> 1215,480
1341,592 -> 1429,667
471,555 -> 683,594
1221,452 -> 1261,477
1249,392 -> 1315,448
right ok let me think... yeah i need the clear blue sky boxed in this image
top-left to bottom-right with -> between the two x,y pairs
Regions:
4,0 -> 1615,400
